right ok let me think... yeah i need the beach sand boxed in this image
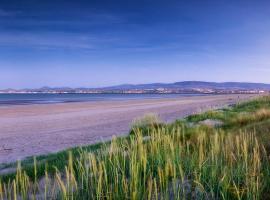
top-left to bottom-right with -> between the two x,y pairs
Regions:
0,94 -> 258,164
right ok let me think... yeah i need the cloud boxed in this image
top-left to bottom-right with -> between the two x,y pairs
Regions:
0,10 -> 128,51
0,30 -> 186,52
0,32 -> 97,50
254,67 -> 270,72
0,9 -> 20,17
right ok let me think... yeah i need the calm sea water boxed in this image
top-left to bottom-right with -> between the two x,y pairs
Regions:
0,93 -> 208,106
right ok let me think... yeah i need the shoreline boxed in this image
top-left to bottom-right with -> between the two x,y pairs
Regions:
0,93 -> 209,107
0,94 -> 259,164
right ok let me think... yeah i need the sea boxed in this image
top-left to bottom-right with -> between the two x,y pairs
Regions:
0,93 -> 208,106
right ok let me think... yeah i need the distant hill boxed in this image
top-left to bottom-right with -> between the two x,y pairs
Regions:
1,81 -> 270,94
100,81 -> 270,90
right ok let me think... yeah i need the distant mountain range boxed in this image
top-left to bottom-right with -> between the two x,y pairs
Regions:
100,81 -> 270,90
1,81 -> 270,94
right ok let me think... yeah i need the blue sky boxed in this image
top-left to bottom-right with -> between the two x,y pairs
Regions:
0,0 -> 270,89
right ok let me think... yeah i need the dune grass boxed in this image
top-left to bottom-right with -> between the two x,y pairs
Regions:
130,113 -> 165,136
1,126 -> 270,199
186,96 -> 270,127
1,95 -> 270,199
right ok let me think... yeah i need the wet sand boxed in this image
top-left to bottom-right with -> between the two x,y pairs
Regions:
0,94 -> 258,164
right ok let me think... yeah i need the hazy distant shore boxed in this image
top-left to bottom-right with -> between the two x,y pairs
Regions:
0,94 -> 259,164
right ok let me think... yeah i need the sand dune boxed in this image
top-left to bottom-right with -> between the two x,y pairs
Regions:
0,94 -> 258,164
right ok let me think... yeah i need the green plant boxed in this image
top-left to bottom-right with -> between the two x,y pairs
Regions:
0,127 -> 268,199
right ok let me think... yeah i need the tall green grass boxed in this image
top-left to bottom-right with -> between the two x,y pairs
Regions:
1,126 -> 269,199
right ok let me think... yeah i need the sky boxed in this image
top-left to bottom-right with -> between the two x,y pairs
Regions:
0,0 -> 270,89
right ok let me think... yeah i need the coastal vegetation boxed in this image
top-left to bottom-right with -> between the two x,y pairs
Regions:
1,96 -> 270,199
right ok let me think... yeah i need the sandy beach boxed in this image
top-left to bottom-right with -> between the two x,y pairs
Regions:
0,94 -> 258,164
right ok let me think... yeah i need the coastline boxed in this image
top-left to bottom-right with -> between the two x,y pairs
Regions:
0,93 -> 208,106
0,94 -> 259,164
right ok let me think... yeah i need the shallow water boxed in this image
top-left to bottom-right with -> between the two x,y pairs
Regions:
0,93 -> 208,106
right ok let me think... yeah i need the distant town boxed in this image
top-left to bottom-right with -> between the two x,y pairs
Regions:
0,81 -> 269,94
0,87 -> 267,95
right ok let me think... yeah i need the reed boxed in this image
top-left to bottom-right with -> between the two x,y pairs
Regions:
228,109 -> 270,127
0,125 -> 268,199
